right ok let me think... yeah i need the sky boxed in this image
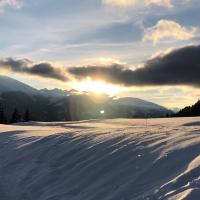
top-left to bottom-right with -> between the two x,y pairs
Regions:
0,0 -> 200,109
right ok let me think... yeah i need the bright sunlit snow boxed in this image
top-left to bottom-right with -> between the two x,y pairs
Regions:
0,117 -> 200,200
100,110 -> 105,114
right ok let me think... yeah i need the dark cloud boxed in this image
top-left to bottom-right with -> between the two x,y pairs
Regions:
0,58 -> 68,81
69,45 -> 200,87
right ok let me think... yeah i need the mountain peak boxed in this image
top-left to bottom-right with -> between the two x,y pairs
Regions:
0,75 -> 39,95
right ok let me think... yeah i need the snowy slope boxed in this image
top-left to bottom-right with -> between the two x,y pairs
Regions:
40,88 -> 70,97
0,75 -> 40,95
0,117 -> 200,200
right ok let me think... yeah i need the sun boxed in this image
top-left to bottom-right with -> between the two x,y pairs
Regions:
73,78 -> 121,95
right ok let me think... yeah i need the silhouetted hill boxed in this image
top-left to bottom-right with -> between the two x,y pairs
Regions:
0,91 -> 70,122
176,100 -> 200,117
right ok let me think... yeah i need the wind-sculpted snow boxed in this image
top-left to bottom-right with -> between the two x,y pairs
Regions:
0,118 -> 200,200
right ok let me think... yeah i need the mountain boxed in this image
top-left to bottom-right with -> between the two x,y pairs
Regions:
113,97 -> 165,109
0,75 -> 171,122
176,100 -> 200,117
109,97 -> 172,118
40,88 -> 70,97
0,75 -> 40,95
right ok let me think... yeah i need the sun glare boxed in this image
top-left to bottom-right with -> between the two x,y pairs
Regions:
100,110 -> 105,114
73,78 -> 121,95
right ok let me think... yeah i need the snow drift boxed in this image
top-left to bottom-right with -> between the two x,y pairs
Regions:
0,117 -> 200,200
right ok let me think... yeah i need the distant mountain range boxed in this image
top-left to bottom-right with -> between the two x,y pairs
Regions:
40,88 -> 70,97
0,75 -> 172,122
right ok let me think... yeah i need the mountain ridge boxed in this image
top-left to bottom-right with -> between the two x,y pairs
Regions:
0,75 -> 40,95
176,100 -> 200,117
0,75 -> 171,121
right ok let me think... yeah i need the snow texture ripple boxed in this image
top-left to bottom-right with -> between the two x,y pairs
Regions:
0,117 -> 200,200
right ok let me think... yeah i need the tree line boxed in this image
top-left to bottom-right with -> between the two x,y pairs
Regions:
175,100 -> 200,117
0,103 -> 30,124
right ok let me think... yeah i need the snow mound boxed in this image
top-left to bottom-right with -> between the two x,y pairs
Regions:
0,117 -> 200,200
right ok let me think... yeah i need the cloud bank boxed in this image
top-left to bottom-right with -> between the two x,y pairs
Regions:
143,20 -> 197,44
2,45 -> 200,87
0,58 -> 68,81
69,45 -> 200,87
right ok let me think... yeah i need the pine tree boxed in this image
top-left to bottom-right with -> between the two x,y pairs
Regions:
24,108 -> 30,122
11,108 -> 21,123
0,103 -> 5,124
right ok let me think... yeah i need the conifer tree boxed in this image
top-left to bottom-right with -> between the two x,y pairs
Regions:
24,108 -> 30,122
0,103 -> 5,124
11,108 -> 21,123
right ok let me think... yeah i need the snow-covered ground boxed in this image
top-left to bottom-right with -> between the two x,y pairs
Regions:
0,117 -> 200,200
